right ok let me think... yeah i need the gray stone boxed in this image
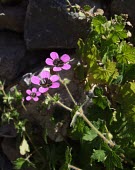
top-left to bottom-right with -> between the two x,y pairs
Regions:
0,1 -> 27,32
24,0 -> 91,50
0,32 -> 26,82
111,0 -> 135,26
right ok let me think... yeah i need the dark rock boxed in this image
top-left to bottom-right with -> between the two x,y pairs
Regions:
0,32 -> 26,82
0,1 -> 27,32
1,138 -> 20,162
73,0 -> 102,8
24,0 -> 91,50
111,0 -> 135,26
0,0 -> 22,5
0,148 -> 13,170
0,123 -> 17,138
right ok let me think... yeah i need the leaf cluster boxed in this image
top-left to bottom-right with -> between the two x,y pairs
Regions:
75,14 -> 135,169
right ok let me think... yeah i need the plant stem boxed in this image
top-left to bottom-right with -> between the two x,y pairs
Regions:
21,100 -> 27,111
47,93 -> 72,112
59,78 -> 77,105
79,108 -> 115,147
66,0 -> 72,6
1,88 -> 14,110
64,83 -> 77,105
57,100 -> 72,112
48,88 -> 115,147
68,164 -> 82,170
55,97 -> 115,147
25,131 -> 44,161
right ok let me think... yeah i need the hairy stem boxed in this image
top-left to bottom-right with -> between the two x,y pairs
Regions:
25,131 -> 44,161
68,164 -> 82,170
57,100 -> 72,112
48,87 -> 115,147
79,108 -> 115,147
55,97 -> 115,147
59,78 -> 77,105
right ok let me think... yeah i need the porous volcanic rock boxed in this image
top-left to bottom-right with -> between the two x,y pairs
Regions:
24,0 -> 91,50
0,32 -> 26,82
0,1 -> 28,32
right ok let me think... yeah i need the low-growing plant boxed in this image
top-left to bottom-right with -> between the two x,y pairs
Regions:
0,9 -> 135,170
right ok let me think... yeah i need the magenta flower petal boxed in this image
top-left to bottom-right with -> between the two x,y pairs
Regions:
61,54 -> 70,62
46,58 -> 54,66
36,92 -> 41,96
50,82 -> 60,88
26,96 -> 31,101
62,64 -> 71,70
40,71 -> 50,79
39,87 -> 49,93
53,67 -> 62,72
33,97 -> 39,102
32,88 -> 37,93
50,75 -> 59,82
31,76 -> 40,85
50,52 -> 59,60
26,89 -> 31,95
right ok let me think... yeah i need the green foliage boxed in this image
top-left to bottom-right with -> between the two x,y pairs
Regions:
61,147 -> 72,170
82,119 -> 103,142
76,13 -> 135,170
14,158 -> 36,170
82,127 -> 98,141
91,149 -> 106,162
104,150 -> 122,170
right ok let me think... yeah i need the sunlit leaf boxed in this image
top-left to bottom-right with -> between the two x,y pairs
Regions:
91,149 -> 106,162
14,158 -> 26,170
116,41 -> 135,64
93,60 -> 119,84
19,138 -> 30,155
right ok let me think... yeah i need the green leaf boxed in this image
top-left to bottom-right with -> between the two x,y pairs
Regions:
65,147 -> 72,165
104,150 -> 123,169
92,15 -> 107,33
118,82 -> 135,122
19,138 -> 30,155
91,149 -> 106,162
116,41 -> 135,64
93,60 -> 119,84
124,64 -> 135,82
77,38 -> 85,58
94,87 -> 103,96
108,23 -> 127,43
82,119 -> 103,141
71,117 -> 86,139
82,128 -> 98,141
83,5 -> 91,11
93,95 -> 110,110
14,158 -> 26,170
87,45 -> 99,67
14,157 -> 36,170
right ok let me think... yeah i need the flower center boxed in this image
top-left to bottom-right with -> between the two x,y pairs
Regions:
53,59 -> 64,67
30,92 -> 36,98
40,78 -> 52,87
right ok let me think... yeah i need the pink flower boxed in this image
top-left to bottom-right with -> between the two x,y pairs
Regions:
45,52 -> 71,71
31,71 -> 60,93
26,88 -> 41,101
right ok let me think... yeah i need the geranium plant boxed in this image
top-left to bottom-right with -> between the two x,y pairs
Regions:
0,12 -> 135,170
